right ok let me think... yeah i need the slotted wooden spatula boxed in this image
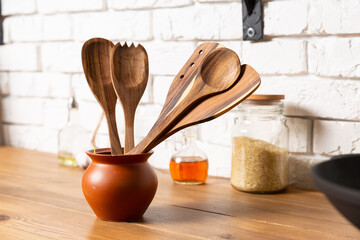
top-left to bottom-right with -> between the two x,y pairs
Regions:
128,46 -> 241,154
160,64 -> 261,141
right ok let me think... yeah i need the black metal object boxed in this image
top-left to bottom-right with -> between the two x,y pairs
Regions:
242,0 -> 263,41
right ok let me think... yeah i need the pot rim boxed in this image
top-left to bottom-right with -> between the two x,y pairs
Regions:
86,148 -> 154,164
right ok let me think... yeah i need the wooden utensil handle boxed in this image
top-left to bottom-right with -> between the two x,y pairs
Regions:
127,89 -> 207,154
124,110 -> 135,153
105,111 -> 123,155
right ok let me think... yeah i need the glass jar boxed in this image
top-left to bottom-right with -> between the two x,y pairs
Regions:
231,94 -> 289,193
170,127 -> 208,185
58,97 -> 90,167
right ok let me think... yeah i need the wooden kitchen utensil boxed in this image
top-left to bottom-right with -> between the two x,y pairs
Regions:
111,42 -> 149,153
81,38 -> 123,155
157,43 -> 225,121
161,64 -> 261,141
128,47 -> 241,154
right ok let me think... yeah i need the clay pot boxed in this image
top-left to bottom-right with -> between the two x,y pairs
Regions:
82,148 -> 158,221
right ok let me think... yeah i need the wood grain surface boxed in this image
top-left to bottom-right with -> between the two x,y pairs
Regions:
161,64 -> 261,141
129,45 -> 241,154
111,42 -> 149,153
0,147 -> 359,239
81,38 -> 123,155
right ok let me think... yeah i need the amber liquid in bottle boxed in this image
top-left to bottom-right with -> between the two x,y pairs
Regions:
170,156 -> 208,185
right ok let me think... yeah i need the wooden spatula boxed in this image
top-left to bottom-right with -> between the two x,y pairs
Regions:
160,64 -> 261,141
157,43 -> 225,121
81,38 -> 123,155
128,47 -> 241,154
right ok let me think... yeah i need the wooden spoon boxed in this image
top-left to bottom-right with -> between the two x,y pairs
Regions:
81,38 -> 123,155
111,42 -> 149,153
128,47 -> 241,154
160,64 -> 261,141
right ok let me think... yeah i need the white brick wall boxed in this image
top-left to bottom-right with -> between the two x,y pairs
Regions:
72,11 -> 152,41
1,0 -> 360,189
108,0 -> 194,10
308,38 -> 360,78
0,44 -> 40,71
242,40 -> 307,74
314,120 -> 360,155
2,0 -> 36,15
264,0 -> 308,35
36,0 -> 104,14
153,3 -> 243,40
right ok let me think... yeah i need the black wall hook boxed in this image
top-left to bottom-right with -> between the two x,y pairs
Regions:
242,0 -> 263,41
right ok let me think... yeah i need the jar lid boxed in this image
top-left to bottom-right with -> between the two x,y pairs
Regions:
246,94 -> 285,101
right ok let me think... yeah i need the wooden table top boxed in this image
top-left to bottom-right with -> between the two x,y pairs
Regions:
0,146 -> 359,239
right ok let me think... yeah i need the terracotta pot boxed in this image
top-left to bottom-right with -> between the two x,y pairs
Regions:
82,148 -> 158,221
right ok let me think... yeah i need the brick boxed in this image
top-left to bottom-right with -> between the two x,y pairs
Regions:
134,104 -> 162,138
3,15 -> 42,42
37,0 -> 104,14
308,0 -> 360,34
43,14 -> 72,41
0,44 -> 40,71
264,0 -> 307,36
108,0 -> 194,9
153,76 -> 173,105
150,139 -> 176,169
93,133 -> 111,149
197,141 -> 231,177
289,153 -> 330,189
2,0 -> 36,15
0,73 -> 10,95
142,42 -> 195,75
8,73 -> 49,97
139,81 -> 152,104
286,117 -> 311,153
308,38 -> 360,78
115,101 -> 126,137
198,0 -> 237,2
8,72 -> 71,98
2,97 -> 43,125
44,99 -> 69,129
199,111 -> 236,147
3,125 -> 59,153
242,40 -> 307,75
257,76 -> 360,120
76,100 -> 123,139
41,42 -> 83,73
72,11 -> 152,41
77,101 -> 107,134
313,120 -> 360,155
153,3 -> 242,40
47,73 -> 72,98
71,74 -> 96,102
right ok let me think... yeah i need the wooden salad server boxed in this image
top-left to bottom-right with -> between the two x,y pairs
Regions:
160,64 -> 261,141
111,42 -> 149,153
157,43 -> 225,121
128,46 -> 241,154
81,38 -> 123,155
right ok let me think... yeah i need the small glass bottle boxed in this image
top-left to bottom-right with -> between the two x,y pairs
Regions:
231,94 -> 289,193
58,97 -> 89,167
170,127 -> 208,185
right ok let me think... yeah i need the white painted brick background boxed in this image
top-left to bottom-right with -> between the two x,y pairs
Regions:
0,0 -> 360,189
